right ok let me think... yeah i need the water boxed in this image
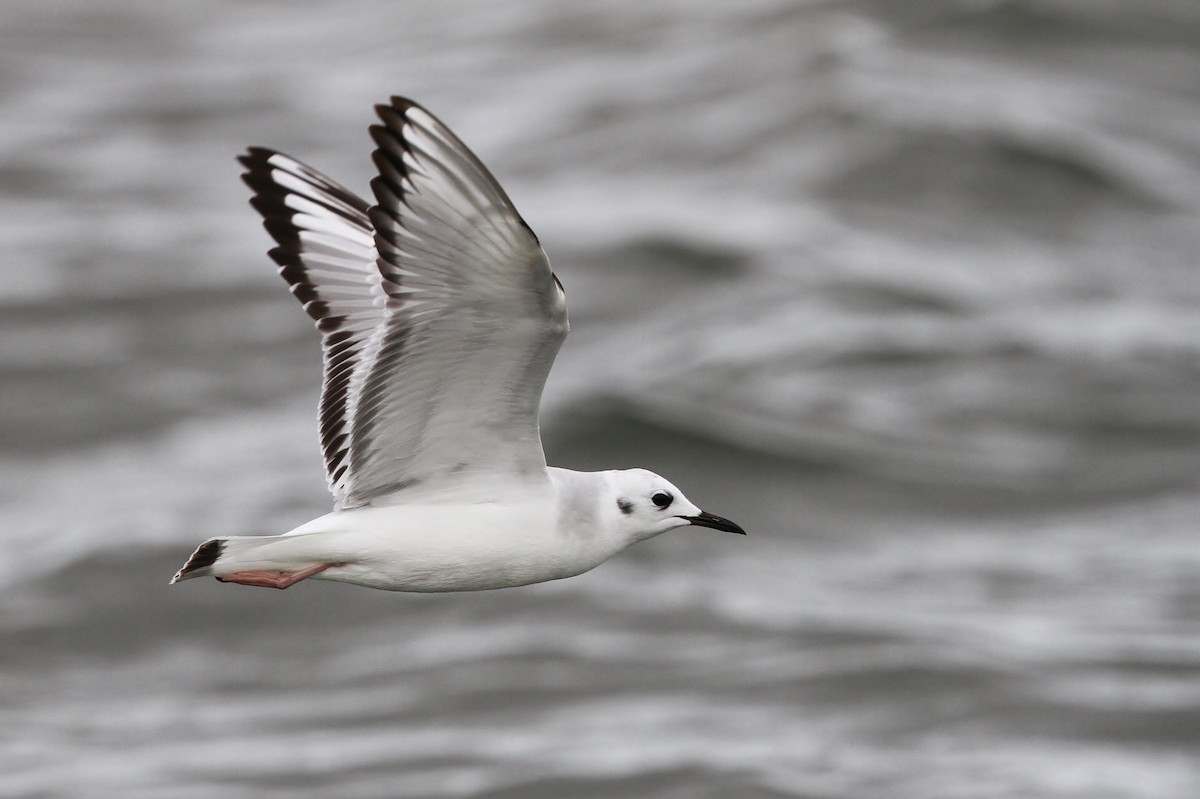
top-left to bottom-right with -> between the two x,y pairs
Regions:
2,1 -> 1199,797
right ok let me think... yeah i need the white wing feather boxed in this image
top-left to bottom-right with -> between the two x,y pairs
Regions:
240,98 -> 568,510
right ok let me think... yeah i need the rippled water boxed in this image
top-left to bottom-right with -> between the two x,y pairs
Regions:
3,1 -> 1200,797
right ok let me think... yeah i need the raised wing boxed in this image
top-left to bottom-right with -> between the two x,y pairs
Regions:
240,97 -> 568,510
239,147 -> 383,505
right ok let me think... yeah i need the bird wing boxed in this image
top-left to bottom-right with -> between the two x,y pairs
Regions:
239,97 -> 567,509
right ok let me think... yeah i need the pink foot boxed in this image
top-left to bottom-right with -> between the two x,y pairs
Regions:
217,562 -> 342,589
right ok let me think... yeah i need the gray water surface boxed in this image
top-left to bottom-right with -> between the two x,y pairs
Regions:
2,2 -> 1199,797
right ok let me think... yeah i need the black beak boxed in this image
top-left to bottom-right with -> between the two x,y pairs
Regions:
680,511 -> 746,535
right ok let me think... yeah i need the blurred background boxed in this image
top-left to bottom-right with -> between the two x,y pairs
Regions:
2,1 -> 1199,797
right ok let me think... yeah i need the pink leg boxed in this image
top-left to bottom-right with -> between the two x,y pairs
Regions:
217,562 -> 342,590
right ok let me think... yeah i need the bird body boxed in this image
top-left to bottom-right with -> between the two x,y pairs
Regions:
171,97 -> 743,593
209,490 -> 576,593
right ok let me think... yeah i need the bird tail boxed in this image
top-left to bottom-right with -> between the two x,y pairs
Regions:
170,535 -> 315,584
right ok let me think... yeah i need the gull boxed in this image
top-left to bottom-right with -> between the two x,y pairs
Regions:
171,96 -> 744,592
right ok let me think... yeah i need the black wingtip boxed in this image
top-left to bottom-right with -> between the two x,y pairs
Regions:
388,96 -> 420,113
238,146 -> 276,172
238,148 -> 280,201
374,97 -> 430,138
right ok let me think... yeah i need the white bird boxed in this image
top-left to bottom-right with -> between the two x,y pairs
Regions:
171,96 -> 744,592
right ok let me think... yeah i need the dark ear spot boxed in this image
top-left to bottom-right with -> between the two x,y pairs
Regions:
616,498 -> 633,515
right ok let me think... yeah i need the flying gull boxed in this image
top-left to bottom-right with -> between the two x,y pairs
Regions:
172,96 -> 744,592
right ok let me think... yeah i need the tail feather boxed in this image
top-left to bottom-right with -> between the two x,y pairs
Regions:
171,539 -> 225,583
170,533 -> 332,584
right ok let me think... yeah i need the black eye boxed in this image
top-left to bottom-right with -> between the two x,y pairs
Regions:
651,491 -> 673,509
